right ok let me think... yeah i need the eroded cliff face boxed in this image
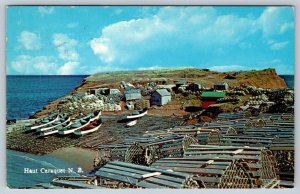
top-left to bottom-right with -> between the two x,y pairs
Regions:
230,68 -> 287,89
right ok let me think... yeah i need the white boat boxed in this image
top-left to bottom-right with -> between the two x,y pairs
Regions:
39,121 -> 72,137
36,114 -> 70,132
25,113 -> 59,132
123,108 -> 147,120
126,120 -> 137,127
73,119 -> 102,136
58,110 -> 101,135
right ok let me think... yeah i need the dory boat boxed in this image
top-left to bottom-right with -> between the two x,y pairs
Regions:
126,119 -> 137,127
122,108 -> 148,120
36,113 -> 70,132
73,119 -> 102,136
38,120 -> 72,138
58,110 -> 101,135
24,113 -> 59,132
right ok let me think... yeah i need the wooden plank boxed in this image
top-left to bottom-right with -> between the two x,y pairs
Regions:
136,181 -> 167,188
232,149 -> 244,155
103,163 -> 188,184
110,161 -> 190,178
51,180 -> 103,189
96,171 -> 138,185
141,172 -> 162,179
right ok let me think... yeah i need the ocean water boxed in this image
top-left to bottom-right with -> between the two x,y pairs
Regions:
7,150 -> 85,188
6,75 -> 88,120
6,75 -> 88,188
280,75 -> 294,89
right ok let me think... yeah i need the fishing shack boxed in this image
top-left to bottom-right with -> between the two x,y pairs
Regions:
201,91 -> 225,109
151,89 -> 171,106
214,82 -> 229,91
124,88 -> 142,101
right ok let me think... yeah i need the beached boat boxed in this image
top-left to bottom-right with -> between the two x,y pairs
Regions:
36,113 -> 70,132
58,110 -> 101,135
126,119 -> 137,127
73,119 -> 102,136
122,108 -> 147,120
24,113 -> 59,132
39,120 -> 72,138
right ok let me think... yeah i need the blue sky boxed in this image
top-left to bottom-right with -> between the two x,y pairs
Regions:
6,6 -> 294,75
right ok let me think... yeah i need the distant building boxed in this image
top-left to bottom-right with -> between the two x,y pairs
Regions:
157,84 -> 176,91
201,91 -> 225,109
151,89 -> 171,106
214,82 -> 229,91
124,88 -> 142,101
187,83 -> 202,92
176,80 -> 187,88
89,88 -> 109,95
109,88 -> 121,95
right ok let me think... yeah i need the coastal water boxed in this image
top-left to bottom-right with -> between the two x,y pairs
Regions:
6,75 -> 88,120
7,150 -> 85,188
280,75 -> 294,89
6,75 -> 88,188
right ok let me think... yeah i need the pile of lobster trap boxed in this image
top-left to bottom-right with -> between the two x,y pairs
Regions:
92,111 -> 293,188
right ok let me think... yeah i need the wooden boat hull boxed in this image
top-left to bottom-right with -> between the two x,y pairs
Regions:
59,110 -> 101,135
39,121 -> 72,137
37,116 -> 70,132
123,109 -> 148,120
58,119 -> 91,135
73,121 -> 102,136
25,114 -> 59,132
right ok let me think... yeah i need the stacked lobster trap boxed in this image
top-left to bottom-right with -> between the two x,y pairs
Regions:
183,145 -> 279,188
94,161 -> 204,188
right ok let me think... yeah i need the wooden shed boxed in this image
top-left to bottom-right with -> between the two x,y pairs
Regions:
214,82 -> 229,90
124,88 -> 142,101
151,89 -> 171,106
201,91 -> 225,109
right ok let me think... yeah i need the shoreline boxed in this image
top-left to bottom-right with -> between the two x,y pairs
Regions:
48,146 -> 97,171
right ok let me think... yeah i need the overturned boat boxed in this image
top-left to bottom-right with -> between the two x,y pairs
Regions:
122,108 -> 147,120
58,110 -> 101,135
36,113 -> 70,132
24,113 -> 59,132
73,119 -> 102,136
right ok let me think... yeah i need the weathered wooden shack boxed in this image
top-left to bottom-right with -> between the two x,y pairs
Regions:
214,82 -> 229,90
124,88 -> 142,101
151,89 -> 171,106
187,83 -> 202,92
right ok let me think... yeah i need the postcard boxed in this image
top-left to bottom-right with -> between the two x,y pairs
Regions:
6,5 -> 294,189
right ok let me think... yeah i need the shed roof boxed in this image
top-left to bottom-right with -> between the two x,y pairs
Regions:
124,88 -> 141,94
201,91 -> 225,98
154,89 -> 171,97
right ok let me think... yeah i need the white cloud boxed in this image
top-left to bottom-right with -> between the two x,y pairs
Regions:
90,6 -> 293,66
11,55 -> 57,75
18,31 -> 41,50
210,65 -> 246,72
38,6 -> 55,16
258,7 -> 294,38
57,61 -> 80,75
90,7 -> 258,65
67,22 -> 78,28
53,33 -> 79,61
269,41 -> 289,50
